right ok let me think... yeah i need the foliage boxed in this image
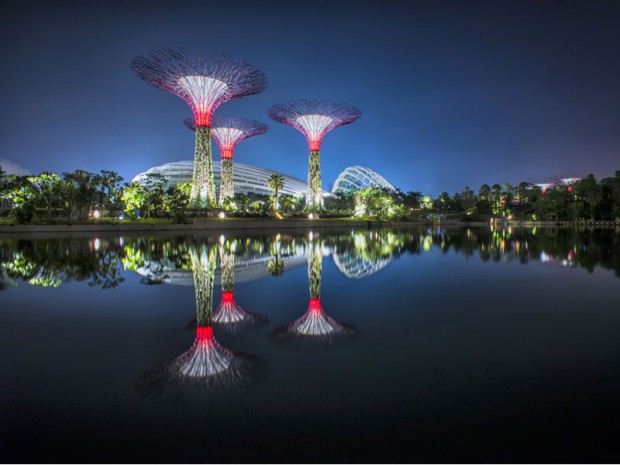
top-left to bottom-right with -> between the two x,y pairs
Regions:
267,173 -> 285,213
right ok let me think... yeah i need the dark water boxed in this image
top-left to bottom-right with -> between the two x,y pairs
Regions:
1,226 -> 620,463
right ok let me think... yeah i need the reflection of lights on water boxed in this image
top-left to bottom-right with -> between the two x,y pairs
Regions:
93,238 -> 101,251
540,251 -> 551,263
219,235 -> 226,245
422,236 -> 432,252
118,237 -> 124,247
308,231 -> 314,241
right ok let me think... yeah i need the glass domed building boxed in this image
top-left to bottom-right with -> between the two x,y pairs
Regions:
331,166 -> 395,195
132,160 -> 307,197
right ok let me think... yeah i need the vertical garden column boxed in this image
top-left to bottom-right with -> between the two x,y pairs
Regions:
307,150 -> 322,210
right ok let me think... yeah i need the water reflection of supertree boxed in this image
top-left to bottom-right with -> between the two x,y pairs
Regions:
137,241 -> 256,395
273,234 -> 356,341
214,237 -> 267,330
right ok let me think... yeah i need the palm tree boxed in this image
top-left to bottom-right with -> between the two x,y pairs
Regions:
267,174 -> 285,212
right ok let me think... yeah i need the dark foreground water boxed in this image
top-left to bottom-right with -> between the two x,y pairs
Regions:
1,226 -> 620,463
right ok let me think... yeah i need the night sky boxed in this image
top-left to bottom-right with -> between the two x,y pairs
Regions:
1,0 -> 619,195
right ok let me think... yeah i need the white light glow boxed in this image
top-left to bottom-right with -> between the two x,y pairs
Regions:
219,212 -> 226,219
177,75 -> 229,118
296,114 -> 333,141
212,127 -> 245,149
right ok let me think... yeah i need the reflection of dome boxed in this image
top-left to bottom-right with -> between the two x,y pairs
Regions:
133,160 -> 307,197
333,252 -> 391,278
331,166 -> 395,194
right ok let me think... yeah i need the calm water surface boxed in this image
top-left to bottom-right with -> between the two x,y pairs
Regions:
1,226 -> 620,463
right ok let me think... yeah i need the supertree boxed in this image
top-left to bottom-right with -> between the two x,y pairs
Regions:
137,241 -> 257,396
184,116 -> 268,204
131,49 -> 268,206
267,99 -> 361,210
213,236 -> 267,331
272,233 -> 357,342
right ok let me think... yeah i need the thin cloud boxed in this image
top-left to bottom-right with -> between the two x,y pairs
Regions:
0,158 -> 30,176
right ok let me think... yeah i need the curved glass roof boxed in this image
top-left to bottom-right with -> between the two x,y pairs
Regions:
331,166 -> 395,194
133,160 -> 307,197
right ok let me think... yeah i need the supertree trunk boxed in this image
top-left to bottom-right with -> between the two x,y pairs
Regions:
307,150 -> 322,210
219,158 -> 234,205
191,126 -> 216,207
220,244 -> 235,292
190,244 -> 217,326
308,238 -> 322,299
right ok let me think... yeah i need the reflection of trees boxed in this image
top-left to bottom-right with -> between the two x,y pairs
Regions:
1,227 -> 619,294
0,238 -> 125,288
214,237 -> 267,330
273,234 -> 357,342
137,241 -> 258,397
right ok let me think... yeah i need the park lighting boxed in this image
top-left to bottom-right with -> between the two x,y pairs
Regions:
219,212 -> 225,219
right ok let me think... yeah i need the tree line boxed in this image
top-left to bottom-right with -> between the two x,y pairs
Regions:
428,172 -> 620,221
1,165 -> 619,223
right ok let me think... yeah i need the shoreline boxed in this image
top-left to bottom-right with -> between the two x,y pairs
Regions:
0,218 -> 618,235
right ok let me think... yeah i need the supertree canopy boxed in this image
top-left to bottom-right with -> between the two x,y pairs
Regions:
131,49 -> 268,206
184,116 -> 268,203
267,99 -> 361,210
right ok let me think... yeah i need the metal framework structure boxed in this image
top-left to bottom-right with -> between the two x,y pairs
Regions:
267,99 -> 361,209
131,49 -> 268,206
332,166 -> 395,194
184,116 -> 268,203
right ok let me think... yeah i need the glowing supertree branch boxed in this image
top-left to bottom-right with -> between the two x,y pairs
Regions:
267,99 -> 361,210
131,49 -> 268,206
214,237 -> 267,330
184,116 -> 268,204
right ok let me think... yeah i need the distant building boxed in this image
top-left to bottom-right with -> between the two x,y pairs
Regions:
331,166 -> 395,195
533,177 -> 582,193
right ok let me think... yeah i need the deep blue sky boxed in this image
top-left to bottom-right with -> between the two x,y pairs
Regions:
1,0 -> 619,195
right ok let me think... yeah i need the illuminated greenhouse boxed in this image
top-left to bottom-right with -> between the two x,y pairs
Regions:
331,166 -> 395,195
133,160 -> 307,198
